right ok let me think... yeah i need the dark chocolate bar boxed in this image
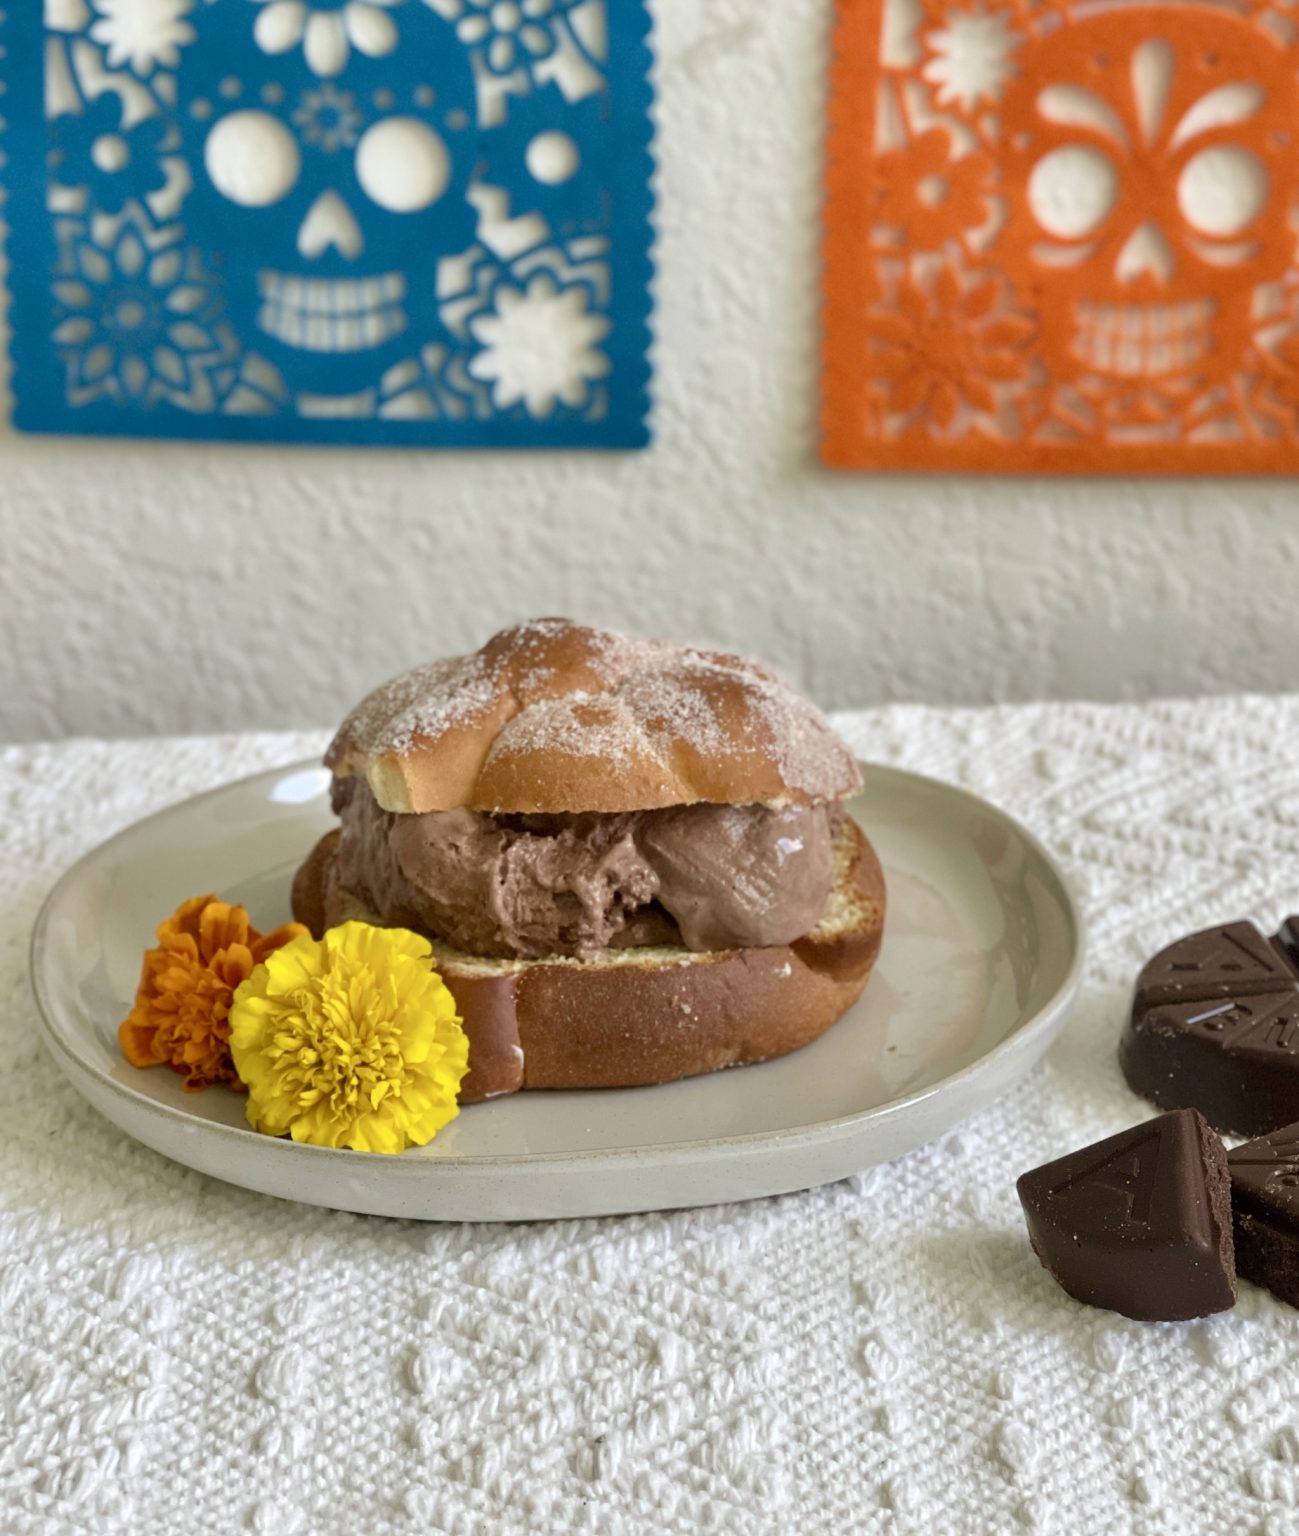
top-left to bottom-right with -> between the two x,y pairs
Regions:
1121,921 -> 1299,1136
1017,1109 -> 1236,1321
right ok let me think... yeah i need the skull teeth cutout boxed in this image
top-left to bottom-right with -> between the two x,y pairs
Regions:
824,0 -> 1299,470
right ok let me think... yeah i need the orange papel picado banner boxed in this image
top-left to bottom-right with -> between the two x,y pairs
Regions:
823,0 -> 1299,471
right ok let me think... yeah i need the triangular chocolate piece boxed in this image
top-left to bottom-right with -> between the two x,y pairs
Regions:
1017,1109 -> 1236,1321
1229,1123 -> 1299,1308
1136,922 -> 1295,1010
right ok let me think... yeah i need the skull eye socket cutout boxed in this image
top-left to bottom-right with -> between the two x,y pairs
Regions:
355,118 -> 450,213
206,111 -> 450,216
1029,146 -> 1119,240
1178,145 -> 1268,238
205,111 -> 302,208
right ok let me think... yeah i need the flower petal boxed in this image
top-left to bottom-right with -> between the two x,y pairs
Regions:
53,279 -> 93,309
77,242 -> 112,284
304,11 -> 349,77
254,0 -> 307,54
979,350 -> 1029,382
961,276 -> 1002,319
930,379 -> 961,429
152,346 -> 187,386
165,284 -> 209,315
980,316 -> 1034,349
115,230 -> 146,278
934,262 -> 963,312
149,248 -> 183,289
81,343 -> 115,383
345,3 -> 397,58
53,316 -> 95,345
169,320 -> 218,352
890,370 -> 933,415
120,353 -> 150,399
965,378 -> 998,413
488,34 -> 517,72
519,21 -> 553,58
870,345 -> 917,379
869,313 -> 919,346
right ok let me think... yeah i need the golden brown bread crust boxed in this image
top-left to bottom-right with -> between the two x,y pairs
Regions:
292,819 -> 886,1104
325,619 -> 863,815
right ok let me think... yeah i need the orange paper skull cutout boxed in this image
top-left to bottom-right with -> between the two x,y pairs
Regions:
824,0 -> 1299,470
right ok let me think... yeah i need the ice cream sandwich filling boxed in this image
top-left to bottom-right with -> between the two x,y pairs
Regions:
333,777 -> 841,961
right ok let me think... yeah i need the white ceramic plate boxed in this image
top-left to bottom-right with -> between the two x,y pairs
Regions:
31,761 -> 1084,1222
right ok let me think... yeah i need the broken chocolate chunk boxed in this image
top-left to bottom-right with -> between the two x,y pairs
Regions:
1121,921 -> 1299,1136
1228,1123 -> 1299,1308
1017,1109 -> 1236,1321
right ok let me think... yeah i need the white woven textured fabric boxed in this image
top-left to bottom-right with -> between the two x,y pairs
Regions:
5,703 -> 1299,1536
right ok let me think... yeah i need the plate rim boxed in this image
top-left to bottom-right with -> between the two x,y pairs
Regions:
29,756 -> 1087,1174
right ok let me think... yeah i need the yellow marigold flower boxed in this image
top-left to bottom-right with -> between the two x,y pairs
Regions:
119,894 -> 307,1092
228,922 -> 469,1154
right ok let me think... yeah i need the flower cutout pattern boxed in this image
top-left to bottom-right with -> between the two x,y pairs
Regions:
870,264 -> 1035,428
378,341 -> 494,420
252,0 -> 401,79
52,95 -> 169,215
922,4 -> 1020,110
456,0 -> 559,76
468,271 -> 611,417
292,82 -> 364,152
873,129 -> 991,252
53,210 -> 231,407
88,0 -> 195,74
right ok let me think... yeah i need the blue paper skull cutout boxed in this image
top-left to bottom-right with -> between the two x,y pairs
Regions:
5,0 -> 654,446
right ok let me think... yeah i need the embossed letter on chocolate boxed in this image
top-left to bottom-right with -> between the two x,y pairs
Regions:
1017,1109 -> 1236,1321
1120,921 -> 1299,1137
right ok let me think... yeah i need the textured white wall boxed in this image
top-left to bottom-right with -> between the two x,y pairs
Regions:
4,0 -> 1298,743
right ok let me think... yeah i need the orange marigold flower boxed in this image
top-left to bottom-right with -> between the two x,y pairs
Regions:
873,129 -> 992,252
119,895 -> 308,1092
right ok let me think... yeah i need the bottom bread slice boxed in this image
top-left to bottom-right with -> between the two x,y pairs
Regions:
292,816 -> 886,1102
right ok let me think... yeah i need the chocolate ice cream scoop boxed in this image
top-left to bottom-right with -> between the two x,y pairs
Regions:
391,806 -> 659,960
637,802 -> 836,950
335,780 -> 839,960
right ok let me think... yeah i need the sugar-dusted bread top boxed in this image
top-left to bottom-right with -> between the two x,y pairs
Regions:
326,619 -> 864,815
